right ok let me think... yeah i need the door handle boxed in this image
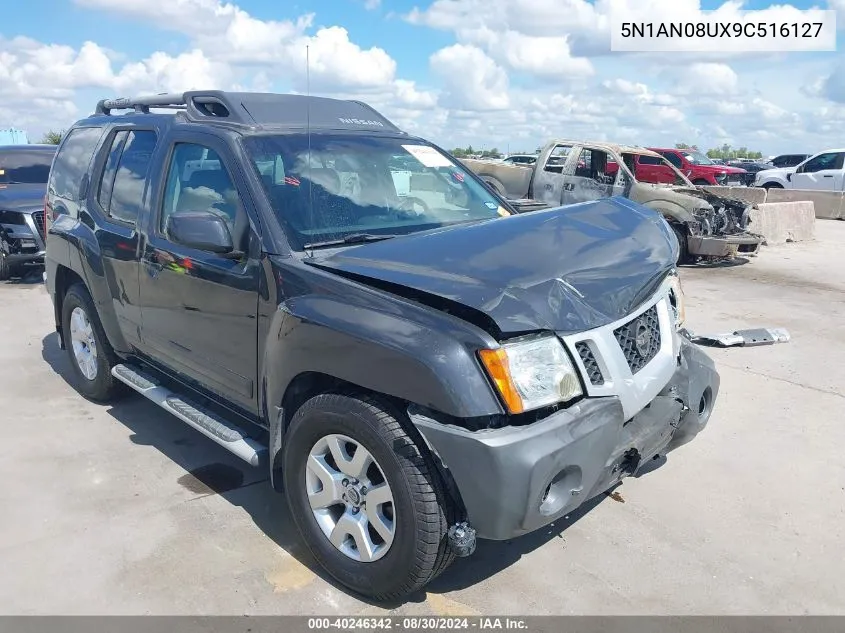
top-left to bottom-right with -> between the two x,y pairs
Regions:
823,174 -> 833,178
143,253 -> 164,271
563,183 -> 575,191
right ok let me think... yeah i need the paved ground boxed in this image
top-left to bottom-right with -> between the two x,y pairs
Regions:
1,223 -> 844,615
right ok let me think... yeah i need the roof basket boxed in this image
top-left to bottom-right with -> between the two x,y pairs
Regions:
91,90 -> 402,132
94,91 -> 247,123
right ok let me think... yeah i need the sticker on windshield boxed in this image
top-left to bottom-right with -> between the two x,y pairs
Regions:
401,144 -> 453,168
485,202 -> 498,209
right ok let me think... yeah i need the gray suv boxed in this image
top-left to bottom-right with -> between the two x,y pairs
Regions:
0,144 -> 56,279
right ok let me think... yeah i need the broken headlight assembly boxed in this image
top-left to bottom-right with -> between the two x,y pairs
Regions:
667,269 -> 686,327
479,335 -> 582,414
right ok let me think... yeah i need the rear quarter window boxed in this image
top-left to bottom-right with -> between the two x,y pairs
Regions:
49,126 -> 105,207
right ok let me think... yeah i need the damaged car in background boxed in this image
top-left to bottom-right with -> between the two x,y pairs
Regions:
463,140 -> 764,264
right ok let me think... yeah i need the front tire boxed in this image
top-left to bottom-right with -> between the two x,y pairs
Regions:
672,224 -> 693,265
61,283 -> 125,402
0,253 -> 10,281
761,182 -> 783,189
282,393 -> 455,601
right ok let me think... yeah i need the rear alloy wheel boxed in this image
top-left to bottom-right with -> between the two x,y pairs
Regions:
283,393 -> 456,601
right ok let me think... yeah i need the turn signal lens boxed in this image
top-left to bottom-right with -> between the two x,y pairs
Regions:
479,348 -> 524,414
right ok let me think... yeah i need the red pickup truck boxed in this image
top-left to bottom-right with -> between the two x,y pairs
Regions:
647,148 -> 747,186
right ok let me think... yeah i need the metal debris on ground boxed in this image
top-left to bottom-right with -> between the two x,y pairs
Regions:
686,328 -> 790,348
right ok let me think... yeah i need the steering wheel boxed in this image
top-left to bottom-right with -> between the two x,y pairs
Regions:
394,196 -> 430,219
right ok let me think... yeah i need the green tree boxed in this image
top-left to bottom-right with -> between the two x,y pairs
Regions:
40,130 -> 63,145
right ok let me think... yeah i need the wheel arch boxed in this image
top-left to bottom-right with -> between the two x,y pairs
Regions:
268,372 -> 468,520
52,265 -> 86,350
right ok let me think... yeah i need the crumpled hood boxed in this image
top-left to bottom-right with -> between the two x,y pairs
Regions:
311,196 -> 678,336
0,184 -> 45,212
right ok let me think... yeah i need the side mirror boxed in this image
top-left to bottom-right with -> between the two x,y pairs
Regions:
166,210 -> 235,255
787,173 -> 792,182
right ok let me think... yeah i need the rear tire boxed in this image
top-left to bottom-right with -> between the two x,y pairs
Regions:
61,283 -> 126,402
282,393 -> 456,601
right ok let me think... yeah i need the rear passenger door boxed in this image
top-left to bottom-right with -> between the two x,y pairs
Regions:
560,147 -> 627,205
138,133 -> 261,413
89,127 -> 159,347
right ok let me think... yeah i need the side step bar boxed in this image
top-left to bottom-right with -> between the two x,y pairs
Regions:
111,364 -> 267,467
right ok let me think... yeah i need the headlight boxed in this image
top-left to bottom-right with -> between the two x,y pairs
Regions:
667,270 -> 686,327
479,335 -> 582,414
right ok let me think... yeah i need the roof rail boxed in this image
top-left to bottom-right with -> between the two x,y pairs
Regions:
95,94 -> 187,115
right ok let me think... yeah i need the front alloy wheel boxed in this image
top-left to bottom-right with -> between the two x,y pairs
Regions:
306,434 -> 395,563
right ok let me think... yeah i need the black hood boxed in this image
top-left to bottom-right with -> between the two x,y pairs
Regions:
0,184 -> 46,212
312,197 -> 678,337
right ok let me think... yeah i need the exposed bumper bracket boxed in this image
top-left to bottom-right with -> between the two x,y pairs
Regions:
687,327 -> 790,347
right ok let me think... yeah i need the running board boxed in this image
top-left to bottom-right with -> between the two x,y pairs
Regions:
111,364 -> 266,467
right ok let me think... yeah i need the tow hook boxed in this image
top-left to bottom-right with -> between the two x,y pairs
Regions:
447,522 -> 477,557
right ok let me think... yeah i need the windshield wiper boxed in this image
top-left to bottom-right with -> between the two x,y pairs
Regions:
303,233 -> 400,249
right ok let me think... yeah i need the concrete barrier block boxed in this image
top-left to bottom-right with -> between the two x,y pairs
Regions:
701,185 -> 769,206
748,202 -> 815,244
764,189 -> 844,220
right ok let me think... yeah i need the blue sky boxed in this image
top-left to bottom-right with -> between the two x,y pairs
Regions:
2,0 -> 844,155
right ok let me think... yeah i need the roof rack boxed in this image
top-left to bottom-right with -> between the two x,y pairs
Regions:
92,90 -> 403,133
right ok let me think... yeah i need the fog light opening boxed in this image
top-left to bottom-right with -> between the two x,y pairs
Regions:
539,466 -> 582,517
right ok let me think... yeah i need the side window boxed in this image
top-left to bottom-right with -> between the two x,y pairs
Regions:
97,131 -> 128,213
107,131 -> 158,224
49,126 -> 105,208
543,145 -> 573,173
160,143 -> 240,235
661,152 -> 683,168
572,149 -> 613,183
802,152 -> 845,173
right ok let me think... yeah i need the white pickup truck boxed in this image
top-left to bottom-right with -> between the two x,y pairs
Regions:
754,148 -> 845,190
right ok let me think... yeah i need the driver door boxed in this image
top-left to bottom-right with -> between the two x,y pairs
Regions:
138,133 -> 262,413
790,152 -> 845,191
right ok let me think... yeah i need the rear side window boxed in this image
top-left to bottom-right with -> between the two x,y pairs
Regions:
98,130 -> 158,224
637,155 -> 662,165
49,127 -> 104,203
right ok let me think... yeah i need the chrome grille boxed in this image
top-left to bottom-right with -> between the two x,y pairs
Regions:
613,305 -> 661,374
32,210 -> 46,236
575,342 -> 604,386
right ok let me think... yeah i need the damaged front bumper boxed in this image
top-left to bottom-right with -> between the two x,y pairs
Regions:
411,337 -> 719,541
687,233 -> 762,258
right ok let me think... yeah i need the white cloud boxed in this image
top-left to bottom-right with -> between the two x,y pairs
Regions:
75,0 -> 396,90
671,63 -> 740,95
364,0 -> 381,9
430,45 -> 510,111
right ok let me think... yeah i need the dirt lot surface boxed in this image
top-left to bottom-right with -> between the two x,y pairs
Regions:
1,222 -> 843,615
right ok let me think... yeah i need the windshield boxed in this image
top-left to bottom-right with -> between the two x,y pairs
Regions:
0,149 -> 55,184
683,150 -> 714,166
243,134 -> 508,250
